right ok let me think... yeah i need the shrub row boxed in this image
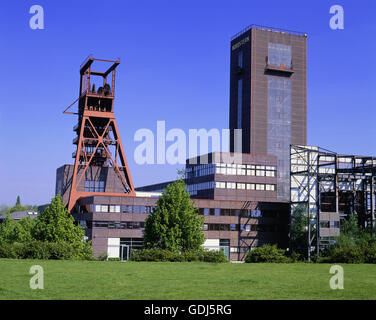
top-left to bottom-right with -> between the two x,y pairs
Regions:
319,242 -> 376,264
245,244 -> 291,263
0,240 -> 93,260
130,248 -> 228,263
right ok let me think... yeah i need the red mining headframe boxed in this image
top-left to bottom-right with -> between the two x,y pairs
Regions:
63,56 -> 135,211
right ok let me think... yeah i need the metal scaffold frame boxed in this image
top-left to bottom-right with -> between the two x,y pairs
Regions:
290,145 -> 376,261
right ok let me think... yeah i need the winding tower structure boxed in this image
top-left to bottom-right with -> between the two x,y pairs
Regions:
60,57 -> 135,211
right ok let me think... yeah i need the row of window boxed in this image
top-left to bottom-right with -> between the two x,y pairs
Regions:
187,181 -> 215,195
93,221 -> 145,229
186,181 -> 276,195
93,204 -> 279,218
199,208 -> 259,217
320,221 -> 340,228
92,221 -> 279,232
198,208 -> 280,218
186,163 -> 277,179
215,182 -> 276,191
203,223 -> 280,232
94,205 -> 155,214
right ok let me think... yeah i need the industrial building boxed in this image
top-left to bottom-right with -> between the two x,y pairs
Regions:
56,25 -> 375,261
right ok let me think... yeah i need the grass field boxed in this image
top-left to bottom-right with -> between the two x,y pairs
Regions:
0,259 -> 375,300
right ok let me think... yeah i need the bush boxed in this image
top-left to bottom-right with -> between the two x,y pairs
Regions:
97,253 -> 108,261
48,242 -> 76,260
245,244 -> 291,263
364,243 -> 376,264
320,242 -> 376,264
22,241 -> 51,259
199,249 -> 228,263
108,257 -> 120,261
131,249 -> 180,262
130,248 -> 228,263
0,242 -> 21,259
181,250 -> 200,262
0,241 -> 93,260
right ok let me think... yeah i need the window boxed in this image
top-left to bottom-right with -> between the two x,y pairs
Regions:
265,170 -> 275,177
221,224 -> 230,231
256,184 -> 265,191
109,205 -> 120,213
133,206 -> 140,213
251,209 -> 261,218
121,205 -> 132,213
268,43 -> 291,68
247,183 -> 255,190
238,51 -> 243,68
84,180 -> 105,192
237,79 -> 243,129
232,209 -> 241,216
220,209 -> 231,216
247,169 -> 255,176
227,182 -> 236,189
237,168 -> 246,175
267,76 -> 291,200
256,170 -> 265,176
240,209 -> 250,217
93,222 -> 108,228
209,224 -> 220,231
237,183 -> 245,190
265,184 -> 276,191
330,221 -> 340,228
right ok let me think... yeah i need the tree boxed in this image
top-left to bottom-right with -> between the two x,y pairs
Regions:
33,194 -> 86,245
341,212 -> 359,239
0,214 -> 34,243
290,205 -> 308,258
143,179 -> 205,252
5,195 -> 37,214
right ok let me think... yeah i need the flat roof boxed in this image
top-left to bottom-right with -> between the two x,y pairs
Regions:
231,24 -> 307,41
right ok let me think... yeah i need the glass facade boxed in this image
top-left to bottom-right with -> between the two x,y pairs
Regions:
238,51 -> 243,68
84,180 -> 105,192
268,43 -> 291,68
237,79 -> 242,129
267,75 -> 291,201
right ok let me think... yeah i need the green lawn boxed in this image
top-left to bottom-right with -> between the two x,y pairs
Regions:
0,259 -> 375,299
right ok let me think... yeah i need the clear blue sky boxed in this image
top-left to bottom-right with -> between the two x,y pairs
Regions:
0,0 -> 375,206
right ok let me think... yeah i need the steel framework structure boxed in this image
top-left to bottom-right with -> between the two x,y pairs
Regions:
290,145 -> 376,261
64,57 -> 135,211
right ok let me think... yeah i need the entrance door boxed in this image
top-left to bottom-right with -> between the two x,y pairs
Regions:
220,246 -> 230,260
219,239 -> 230,260
120,245 -> 130,261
